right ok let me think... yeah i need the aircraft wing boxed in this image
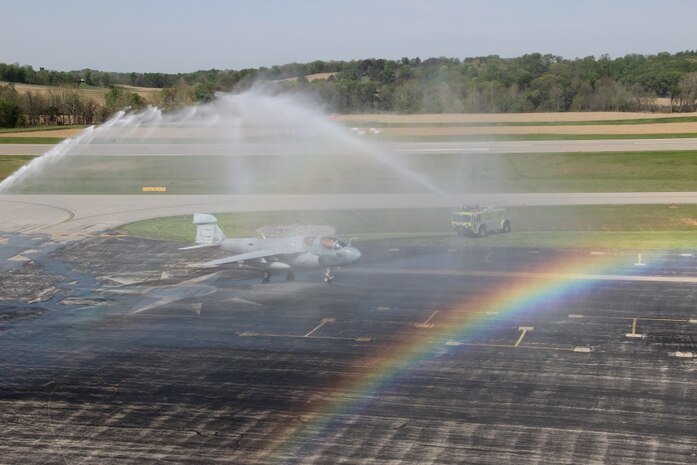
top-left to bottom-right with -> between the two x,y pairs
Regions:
179,243 -> 221,250
200,248 -> 294,267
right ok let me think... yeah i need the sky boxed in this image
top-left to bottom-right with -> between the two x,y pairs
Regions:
2,0 -> 696,73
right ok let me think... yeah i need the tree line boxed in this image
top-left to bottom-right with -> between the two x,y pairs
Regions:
2,51 -> 697,128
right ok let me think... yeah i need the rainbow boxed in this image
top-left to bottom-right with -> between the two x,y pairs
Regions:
264,252 -> 643,462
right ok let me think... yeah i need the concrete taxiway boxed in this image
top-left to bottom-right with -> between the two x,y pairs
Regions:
1,237 -> 695,464
5,192 -> 697,238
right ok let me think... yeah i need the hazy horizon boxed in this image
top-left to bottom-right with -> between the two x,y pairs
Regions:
2,0 -> 696,74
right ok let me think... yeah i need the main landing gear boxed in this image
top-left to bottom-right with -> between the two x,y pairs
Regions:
261,270 -> 295,283
323,266 -> 334,284
261,268 -> 333,283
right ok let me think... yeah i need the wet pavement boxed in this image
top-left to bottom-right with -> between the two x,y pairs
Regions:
1,235 -> 696,464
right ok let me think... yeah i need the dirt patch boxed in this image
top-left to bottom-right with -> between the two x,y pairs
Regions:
306,73 -> 336,81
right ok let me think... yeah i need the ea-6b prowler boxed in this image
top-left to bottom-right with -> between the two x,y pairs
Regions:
181,214 -> 362,283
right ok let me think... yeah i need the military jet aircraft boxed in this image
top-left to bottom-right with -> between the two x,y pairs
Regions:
181,213 -> 361,283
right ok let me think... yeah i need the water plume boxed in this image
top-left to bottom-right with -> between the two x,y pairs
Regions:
0,87 -> 456,204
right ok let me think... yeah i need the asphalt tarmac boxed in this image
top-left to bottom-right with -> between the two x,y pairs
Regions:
1,235 -> 695,464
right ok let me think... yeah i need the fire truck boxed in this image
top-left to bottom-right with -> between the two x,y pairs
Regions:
451,206 -> 511,237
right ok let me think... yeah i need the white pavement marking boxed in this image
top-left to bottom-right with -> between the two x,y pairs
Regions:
625,318 -> 645,338
304,318 -> 335,337
445,340 -> 577,352
515,327 -> 534,347
669,351 -> 695,358
414,310 -> 438,329
347,267 -> 697,284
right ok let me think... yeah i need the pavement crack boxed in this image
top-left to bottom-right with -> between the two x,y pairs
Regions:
231,433 -> 245,453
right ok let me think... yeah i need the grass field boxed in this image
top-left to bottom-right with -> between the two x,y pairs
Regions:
0,155 -> 35,180
119,205 -> 697,250
2,150 -> 697,194
0,137 -> 65,144
0,125 -> 87,134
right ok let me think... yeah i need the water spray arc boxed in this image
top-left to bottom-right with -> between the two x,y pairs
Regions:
0,89 -> 455,202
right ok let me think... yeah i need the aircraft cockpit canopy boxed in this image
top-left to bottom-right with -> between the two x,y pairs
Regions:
320,237 -> 348,250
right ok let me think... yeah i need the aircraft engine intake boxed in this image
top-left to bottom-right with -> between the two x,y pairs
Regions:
292,253 -> 320,268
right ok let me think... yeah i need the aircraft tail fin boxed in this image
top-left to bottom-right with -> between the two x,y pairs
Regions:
193,213 -> 226,245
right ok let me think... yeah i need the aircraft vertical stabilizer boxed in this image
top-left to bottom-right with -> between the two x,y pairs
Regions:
193,213 -> 226,244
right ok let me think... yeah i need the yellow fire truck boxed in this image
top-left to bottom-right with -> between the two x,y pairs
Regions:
451,206 -> 511,237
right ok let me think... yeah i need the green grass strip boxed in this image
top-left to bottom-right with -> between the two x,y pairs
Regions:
0,137 -> 65,144
119,205 -> 697,250
0,155 -> 36,179
0,125 -> 87,134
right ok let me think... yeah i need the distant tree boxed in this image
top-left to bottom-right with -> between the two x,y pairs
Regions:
81,98 -> 99,125
676,72 -> 697,111
0,84 -> 22,127
0,98 -> 21,127
104,87 -> 125,113
190,82 -> 215,102
394,80 -> 422,113
129,92 -> 146,110
62,90 -> 83,124
18,91 -> 46,125
83,69 -> 94,86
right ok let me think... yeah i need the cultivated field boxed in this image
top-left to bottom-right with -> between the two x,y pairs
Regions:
0,81 -> 162,103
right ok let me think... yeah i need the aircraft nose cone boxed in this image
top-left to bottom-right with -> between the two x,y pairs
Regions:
348,247 -> 362,263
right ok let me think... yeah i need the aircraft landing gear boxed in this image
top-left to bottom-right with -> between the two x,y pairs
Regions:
261,270 -> 271,283
286,271 -> 295,282
323,266 -> 334,284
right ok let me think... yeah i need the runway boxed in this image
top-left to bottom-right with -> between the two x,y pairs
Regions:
1,237 -> 695,464
3,137 -> 697,156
